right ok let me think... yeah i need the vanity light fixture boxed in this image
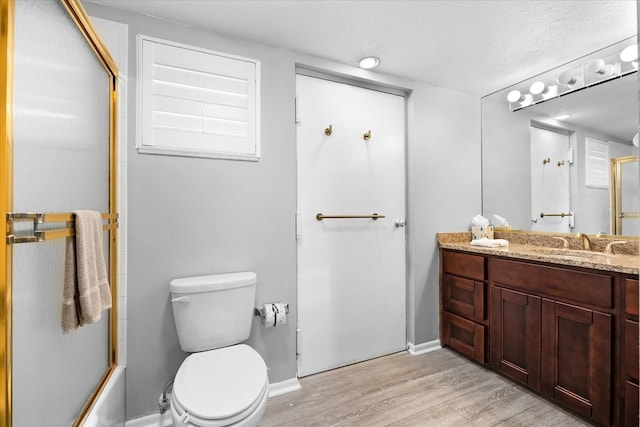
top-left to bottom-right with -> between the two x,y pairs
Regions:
507,40 -> 637,112
358,56 -> 380,70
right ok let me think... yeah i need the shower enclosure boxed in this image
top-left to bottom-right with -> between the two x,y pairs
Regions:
0,0 -> 119,425
611,156 -> 640,235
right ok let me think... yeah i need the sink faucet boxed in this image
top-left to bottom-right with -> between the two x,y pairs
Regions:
579,233 -> 592,251
604,240 -> 628,255
552,236 -> 569,249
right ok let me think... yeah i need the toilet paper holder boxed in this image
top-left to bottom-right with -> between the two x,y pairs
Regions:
254,303 -> 289,316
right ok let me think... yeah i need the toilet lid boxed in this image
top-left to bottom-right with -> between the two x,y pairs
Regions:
173,344 -> 268,420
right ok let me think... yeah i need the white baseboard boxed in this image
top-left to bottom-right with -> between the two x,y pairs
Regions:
407,339 -> 441,356
124,412 -> 172,427
269,377 -> 302,397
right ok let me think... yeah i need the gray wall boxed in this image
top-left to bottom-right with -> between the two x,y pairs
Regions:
84,3 -> 481,420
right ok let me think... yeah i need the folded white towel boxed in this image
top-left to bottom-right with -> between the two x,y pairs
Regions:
470,237 -> 509,247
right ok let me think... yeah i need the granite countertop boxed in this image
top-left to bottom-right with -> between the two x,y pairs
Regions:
438,232 -> 640,275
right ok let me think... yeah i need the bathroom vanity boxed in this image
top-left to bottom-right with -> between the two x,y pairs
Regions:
439,232 -> 639,427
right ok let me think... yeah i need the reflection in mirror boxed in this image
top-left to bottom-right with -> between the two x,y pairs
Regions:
611,156 -> 639,235
482,37 -> 639,235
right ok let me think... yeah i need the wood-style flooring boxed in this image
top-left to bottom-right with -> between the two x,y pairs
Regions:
260,348 -> 593,426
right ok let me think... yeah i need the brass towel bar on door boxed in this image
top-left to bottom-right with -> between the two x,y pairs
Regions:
539,212 -> 573,218
6,212 -> 118,245
316,213 -> 385,221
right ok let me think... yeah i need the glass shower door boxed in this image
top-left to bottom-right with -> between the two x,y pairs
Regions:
10,0 -> 116,425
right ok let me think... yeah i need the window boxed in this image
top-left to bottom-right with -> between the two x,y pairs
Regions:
137,35 -> 260,160
585,137 -> 609,188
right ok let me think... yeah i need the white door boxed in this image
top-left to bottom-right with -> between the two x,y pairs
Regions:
296,75 -> 406,377
530,126 -> 571,232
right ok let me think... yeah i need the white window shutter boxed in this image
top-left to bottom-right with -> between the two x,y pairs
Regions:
137,35 -> 260,160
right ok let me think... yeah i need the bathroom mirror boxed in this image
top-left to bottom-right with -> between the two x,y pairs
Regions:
482,37 -> 639,235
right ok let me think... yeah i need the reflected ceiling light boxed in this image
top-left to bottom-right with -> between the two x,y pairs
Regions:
556,70 -> 578,87
554,113 -> 572,120
507,90 -> 525,103
620,44 -> 638,62
530,81 -> 548,95
358,56 -> 380,69
585,58 -> 616,77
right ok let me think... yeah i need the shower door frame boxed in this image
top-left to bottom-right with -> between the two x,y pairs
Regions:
0,1 -> 119,425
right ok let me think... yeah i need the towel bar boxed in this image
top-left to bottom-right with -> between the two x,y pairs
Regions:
316,213 -> 385,221
6,212 -> 118,245
539,212 -> 573,218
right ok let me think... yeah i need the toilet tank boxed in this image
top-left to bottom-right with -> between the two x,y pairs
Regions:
170,272 -> 257,352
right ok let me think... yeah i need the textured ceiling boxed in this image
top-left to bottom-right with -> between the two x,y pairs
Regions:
86,0 -> 637,96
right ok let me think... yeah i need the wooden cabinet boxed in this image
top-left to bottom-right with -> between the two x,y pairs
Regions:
623,277 -> 639,427
441,250 -> 487,364
441,249 -> 639,426
488,257 -> 613,425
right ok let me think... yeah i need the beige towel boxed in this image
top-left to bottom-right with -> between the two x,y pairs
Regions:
61,210 -> 112,333
62,236 -> 79,333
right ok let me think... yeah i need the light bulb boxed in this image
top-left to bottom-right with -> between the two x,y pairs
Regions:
586,58 -> 615,77
556,70 -> 577,87
530,81 -> 546,95
507,90 -> 523,103
620,44 -> 638,62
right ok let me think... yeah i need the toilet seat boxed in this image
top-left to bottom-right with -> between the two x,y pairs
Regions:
172,344 -> 268,426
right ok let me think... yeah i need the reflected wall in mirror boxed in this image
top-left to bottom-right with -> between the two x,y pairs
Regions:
482,37 -> 639,235
611,156 -> 639,235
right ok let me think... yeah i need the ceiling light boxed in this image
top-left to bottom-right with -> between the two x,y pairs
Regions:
620,44 -> 638,62
358,56 -> 380,70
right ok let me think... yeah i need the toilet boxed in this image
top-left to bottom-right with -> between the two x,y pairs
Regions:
169,272 -> 268,427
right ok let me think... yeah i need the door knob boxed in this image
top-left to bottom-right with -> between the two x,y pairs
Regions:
395,219 -> 406,228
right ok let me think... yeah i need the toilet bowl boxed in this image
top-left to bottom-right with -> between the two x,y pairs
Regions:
171,344 -> 268,427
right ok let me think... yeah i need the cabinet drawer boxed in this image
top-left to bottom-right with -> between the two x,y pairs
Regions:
489,258 -> 613,309
443,250 -> 485,281
443,274 -> 485,321
626,278 -> 639,317
442,311 -> 486,364
626,320 -> 639,383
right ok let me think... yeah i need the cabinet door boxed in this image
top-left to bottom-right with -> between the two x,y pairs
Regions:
541,300 -> 611,426
490,286 -> 541,390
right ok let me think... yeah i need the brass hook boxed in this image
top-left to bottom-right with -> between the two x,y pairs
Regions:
363,130 -> 371,141
324,124 -> 332,136
557,160 -> 565,167
543,158 -> 551,164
